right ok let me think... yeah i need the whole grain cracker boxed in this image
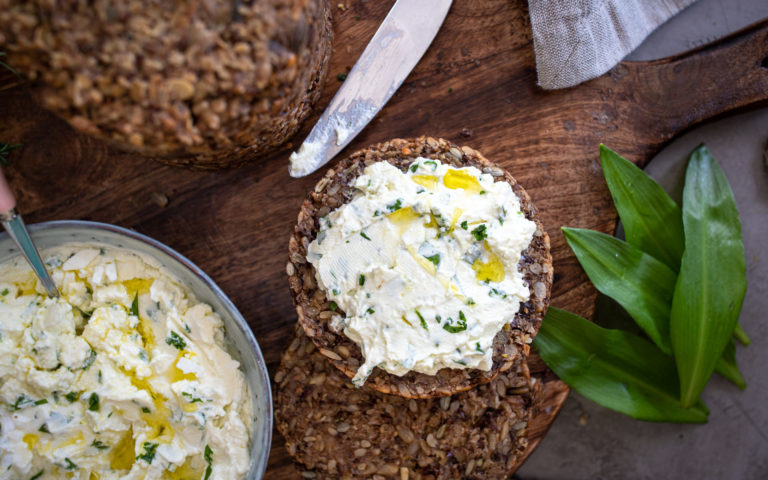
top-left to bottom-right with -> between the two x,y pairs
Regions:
287,137 -> 552,398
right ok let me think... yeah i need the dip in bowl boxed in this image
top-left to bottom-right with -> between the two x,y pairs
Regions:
0,221 -> 271,479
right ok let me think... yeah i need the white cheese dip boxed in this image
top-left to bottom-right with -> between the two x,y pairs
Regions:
307,159 -> 537,385
0,245 -> 251,480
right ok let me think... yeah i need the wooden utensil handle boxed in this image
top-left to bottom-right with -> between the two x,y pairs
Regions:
620,18 -> 768,153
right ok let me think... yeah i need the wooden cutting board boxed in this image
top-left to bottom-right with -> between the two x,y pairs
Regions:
1,1 -> 767,477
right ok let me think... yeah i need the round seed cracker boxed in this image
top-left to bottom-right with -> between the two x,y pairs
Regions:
275,326 -> 538,480
288,137 -> 552,398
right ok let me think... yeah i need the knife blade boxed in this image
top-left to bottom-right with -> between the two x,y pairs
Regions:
288,0 -> 453,177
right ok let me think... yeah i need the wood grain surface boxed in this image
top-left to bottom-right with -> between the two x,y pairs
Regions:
1,1 -> 767,478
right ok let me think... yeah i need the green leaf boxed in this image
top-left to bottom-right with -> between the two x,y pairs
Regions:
734,324 -> 751,346
714,339 -> 746,390
562,227 -> 675,354
600,145 -> 684,270
533,308 -> 708,423
671,145 -> 747,407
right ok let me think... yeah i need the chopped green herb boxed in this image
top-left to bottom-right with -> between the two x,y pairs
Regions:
184,323 -> 191,334
448,87 -> 453,93
460,221 -> 468,230
34,398 -> 48,406
387,198 -> 403,212
130,293 -> 139,317
11,394 -> 30,410
466,298 -> 475,305
337,72 -> 347,82
489,287 -> 507,298
85,286 -> 93,295
360,231 -> 371,241
203,444 -> 214,480
88,393 -> 100,412
373,210 -> 381,217
82,348 -> 97,370
366,307 -> 375,315
475,342 -> 484,353
98,370 -> 102,383
136,442 -> 158,464
410,163 -> 419,172
52,391 -> 59,403
416,310 -> 428,330
65,392 -> 80,403
138,349 -> 149,362
454,359 -> 467,365
425,253 -> 441,267
471,224 -> 488,241
359,274 -> 366,286
424,160 -> 438,170
29,471 -> 44,480
165,331 -> 187,351
479,190 -> 487,195
435,314 -> 442,323
442,313 -> 468,333
64,458 -> 78,470
332,288 -> 341,295
92,439 -> 109,450
329,301 -> 338,311
1,288 -> 8,296
38,423 -> 50,433
354,14 -> 360,20
141,407 -> 151,414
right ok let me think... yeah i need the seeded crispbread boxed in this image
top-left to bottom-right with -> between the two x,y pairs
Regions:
0,0 -> 332,169
275,326 -> 538,479
287,136 -> 552,398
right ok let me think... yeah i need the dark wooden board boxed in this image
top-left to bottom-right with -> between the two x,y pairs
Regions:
1,1 -> 767,478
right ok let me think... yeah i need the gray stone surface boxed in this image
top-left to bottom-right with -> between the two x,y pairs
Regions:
517,1 -> 768,479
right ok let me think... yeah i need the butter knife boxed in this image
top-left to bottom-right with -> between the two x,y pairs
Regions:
0,168 -> 59,298
288,0 -> 453,177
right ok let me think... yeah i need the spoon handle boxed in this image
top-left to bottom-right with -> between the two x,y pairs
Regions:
0,169 -> 59,298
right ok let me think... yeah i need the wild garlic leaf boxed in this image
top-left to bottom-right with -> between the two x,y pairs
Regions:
713,339 -> 746,390
600,145 -> 684,270
562,227 -> 674,354
734,324 -> 751,346
533,308 -> 708,423
564,226 -> 747,389
671,145 -> 746,408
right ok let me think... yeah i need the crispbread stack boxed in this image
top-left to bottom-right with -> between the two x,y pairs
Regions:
278,137 -> 552,479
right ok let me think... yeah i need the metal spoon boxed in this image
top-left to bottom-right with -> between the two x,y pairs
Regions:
0,168 -> 59,298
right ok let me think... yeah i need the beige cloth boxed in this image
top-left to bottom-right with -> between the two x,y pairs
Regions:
528,0 -> 696,89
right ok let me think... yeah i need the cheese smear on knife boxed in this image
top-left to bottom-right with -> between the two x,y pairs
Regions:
307,160 -> 536,385
0,246 -> 251,480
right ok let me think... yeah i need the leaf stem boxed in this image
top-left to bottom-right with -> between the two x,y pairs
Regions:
734,324 -> 751,346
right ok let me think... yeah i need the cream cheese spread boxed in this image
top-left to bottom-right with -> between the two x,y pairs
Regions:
307,159 -> 537,385
0,245 -> 251,480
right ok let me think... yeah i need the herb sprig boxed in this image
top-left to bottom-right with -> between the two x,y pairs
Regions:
0,141 -> 21,166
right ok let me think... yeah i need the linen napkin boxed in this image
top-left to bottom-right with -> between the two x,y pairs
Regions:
528,0 -> 696,90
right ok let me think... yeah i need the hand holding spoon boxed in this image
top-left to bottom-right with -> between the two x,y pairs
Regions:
0,168 -> 59,298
